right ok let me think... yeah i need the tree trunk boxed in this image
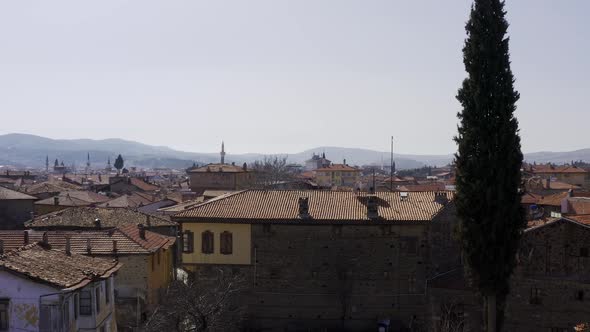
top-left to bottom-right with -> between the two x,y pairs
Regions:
487,294 -> 497,332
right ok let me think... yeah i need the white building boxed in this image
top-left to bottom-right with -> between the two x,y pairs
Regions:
0,241 -> 121,331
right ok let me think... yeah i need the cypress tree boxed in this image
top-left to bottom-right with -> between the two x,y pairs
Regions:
454,1 -> 524,331
114,154 -> 124,174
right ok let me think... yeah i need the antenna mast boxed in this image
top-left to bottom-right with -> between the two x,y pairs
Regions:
390,136 -> 394,192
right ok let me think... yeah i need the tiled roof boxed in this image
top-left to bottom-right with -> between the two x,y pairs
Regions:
23,181 -> 82,195
565,214 -> 590,226
158,197 -> 206,213
129,178 -> 159,191
173,190 -> 453,222
188,163 -> 248,173
0,243 -> 121,290
533,165 -> 588,174
34,191 -> 110,206
396,183 -> 446,192
0,228 -> 174,254
27,207 -> 177,229
99,192 -> 157,208
544,180 -> 580,190
0,186 -> 37,200
315,164 -> 359,172
564,197 -> 590,215
521,192 -> 542,205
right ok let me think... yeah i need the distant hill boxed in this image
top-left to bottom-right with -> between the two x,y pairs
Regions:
0,133 -> 587,170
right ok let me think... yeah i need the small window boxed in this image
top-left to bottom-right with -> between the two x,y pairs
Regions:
79,291 -> 92,315
183,230 -> 194,253
220,231 -> 233,255
0,299 -> 9,331
581,247 -> 589,257
575,290 -> 584,301
530,287 -> 542,305
201,231 -> 214,254
95,287 -> 101,314
105,279 -> 111,304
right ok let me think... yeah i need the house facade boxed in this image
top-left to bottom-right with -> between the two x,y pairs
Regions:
173,190 -> 459,331
314,164 -> 361,188
0,186 -> 36,229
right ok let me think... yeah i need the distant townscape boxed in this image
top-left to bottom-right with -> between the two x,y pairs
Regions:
0,140 -> 588,331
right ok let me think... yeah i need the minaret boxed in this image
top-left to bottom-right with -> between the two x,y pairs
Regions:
45,155 -> 49,172
86,153 -> 91,168
220,141 -> 226,164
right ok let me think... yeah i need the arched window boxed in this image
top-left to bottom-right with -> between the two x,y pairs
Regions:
220,231 -> 233,255
201,231 -> 214,254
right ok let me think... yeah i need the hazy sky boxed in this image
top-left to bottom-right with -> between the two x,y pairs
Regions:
0,1 -> 588,155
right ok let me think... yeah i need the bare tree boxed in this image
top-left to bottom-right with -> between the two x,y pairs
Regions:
250,155 -> 293,188
143,269 -> 246,332
433,302 -> 465,332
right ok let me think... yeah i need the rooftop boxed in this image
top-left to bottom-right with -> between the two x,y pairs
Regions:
173,189 -> 453,223
0,243 -> 120,290
0,226 -> 175,255
0,185 -> 37,200
532,164 -> 588,174
22,181 -> 82,195
98,192 -> 157,208
27,207 -> 177,229
34,191 -> 111,206
315,164 -> 359,172
187,163 -> 248,173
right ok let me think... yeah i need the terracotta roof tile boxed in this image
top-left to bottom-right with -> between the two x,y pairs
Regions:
173,190 -> 453,222
27,207 -> 177,229
315,164 -> 359,172
23,181 -> 82,195
0,243 -> 120,289
0,185 -> 37,200
0,228 -> 174,254
533,165 -> 588,174
34,191 -> 110,206
99,192 -> 157,208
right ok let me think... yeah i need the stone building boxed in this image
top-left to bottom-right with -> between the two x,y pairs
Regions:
315,163 -> 361,188
0,186 -> 36,229
305,153 -> 331,171
173,189 -> 459,331
0,241 -> 121,331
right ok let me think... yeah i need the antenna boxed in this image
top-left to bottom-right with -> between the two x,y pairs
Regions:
390,136 -> 394,192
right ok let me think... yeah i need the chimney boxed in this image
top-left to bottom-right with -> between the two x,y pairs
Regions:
112,240 -> 118,253
367,195 -> 379,219
298,197 -> 310,219
0,239 -> 3,255
23,230 -> 29,245
343,159 -> 347,165
242,162 -> 248,171
435,192 -> 449,205
568,189 -> 574,198
138,224 -> 146,240
42,232 -> 49,246
146,215 -> 151,227
94,218 -> 101,229
86,238 -> 92,254
65,236 -> 71,256
546,178 -> 550,189
53,196 -> 60,206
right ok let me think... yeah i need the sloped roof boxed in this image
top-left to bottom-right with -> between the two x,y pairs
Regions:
533,165 -> 588,174
0,227 -> 174,255
0,186 -> 37,200
173,190 -> 454,223
34,191 -> 110,206
187,163 -> 247,173
27,207 -> 177,229
0,243 -> 121,290
99,192 -> 157,208
315,164 -> 359,172
23,181 -> 82,195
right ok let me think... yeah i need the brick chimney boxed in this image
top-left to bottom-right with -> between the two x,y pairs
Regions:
23,230 -> 29,245
65,236 -> 71,256
298,197 -> 310,219
42,232 -> 49,246
112,240 -> 118,253
367,195 -> 379,219
546,178 -> 551,189
138,224 -> 146,240
435,192 -> 449,205
53,196 -> 59,206
94,218 -> 101,229
0,239 -> 4,255
86,238 -> 92,254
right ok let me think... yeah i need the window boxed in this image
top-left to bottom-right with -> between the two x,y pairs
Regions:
105,279 -> 111,304
402,237 -> 418,255
95,287 -> 101,314
575,290 -> 584,301
183,230 -> 194,253
220,231 -> 233,255
79,291 -> 92,315
74,294 -> 79,319
63,299 -> 70,330
263,224 -> 271,234
530,287 -> 542,305
581,247 -> 589,257
201,231 -> 214,254
408,274 -> 416,293
0,299 -> 9,331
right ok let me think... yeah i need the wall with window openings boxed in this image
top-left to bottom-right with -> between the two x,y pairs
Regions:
182,223 -> 251,265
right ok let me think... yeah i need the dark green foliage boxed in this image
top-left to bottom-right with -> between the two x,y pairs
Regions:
454,0 -> 524,316
114,154 -> 124,172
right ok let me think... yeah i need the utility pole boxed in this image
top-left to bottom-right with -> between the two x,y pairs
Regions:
390,136 -> 394,192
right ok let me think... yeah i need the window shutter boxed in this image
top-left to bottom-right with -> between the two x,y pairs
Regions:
220,231 -> 233,255
188,231 -> 194,253
202,231 -> 213,254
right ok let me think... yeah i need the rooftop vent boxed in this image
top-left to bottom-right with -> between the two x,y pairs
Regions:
367,195 -> 379,219
435,192 -> 448,205
400,192 -> 409,201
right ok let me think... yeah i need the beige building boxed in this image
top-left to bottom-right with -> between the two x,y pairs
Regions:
315,163 -> 361,188
531,164 -> 589,188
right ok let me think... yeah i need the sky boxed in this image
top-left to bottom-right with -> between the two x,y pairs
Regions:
0,1 -> 588,155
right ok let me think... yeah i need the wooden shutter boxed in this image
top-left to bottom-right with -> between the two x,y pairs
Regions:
220,231 -> 233,255
202,231 -> 214,254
